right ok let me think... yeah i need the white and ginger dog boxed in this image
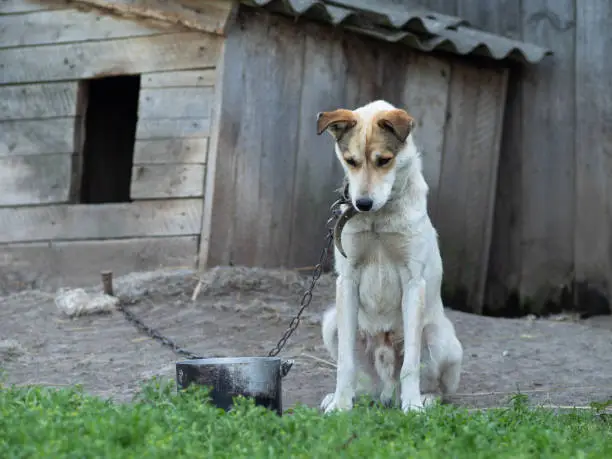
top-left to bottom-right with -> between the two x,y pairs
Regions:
316,100 -> 463,413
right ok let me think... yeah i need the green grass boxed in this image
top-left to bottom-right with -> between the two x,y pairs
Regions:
0,379 -> 610,459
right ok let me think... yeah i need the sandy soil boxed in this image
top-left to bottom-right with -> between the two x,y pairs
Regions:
1,267 -> 611,410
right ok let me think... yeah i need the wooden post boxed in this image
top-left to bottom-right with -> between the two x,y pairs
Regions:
101,270 -> 114,296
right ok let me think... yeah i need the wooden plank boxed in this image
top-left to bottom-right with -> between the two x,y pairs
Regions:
135,118 -> 211,139
485,72 -> 523,314
457,0 -> 521,41
460,0 -> 523,315
133,138 -> 208,163
0,199 -> 202,243
141,69 -> 216,88
0,0 -> 68,14
435,62 -> 479,305
574,0 -> 612,308
398,52 -> 451,220
0,9 -> 173,48
138,87 -> 215,119
205,11 -> 307,267
205,12 -> 260,266
69,0 -> 236,36
518,0 -> 576,311
0,236 -> 199,291
198,35 -> 226,269
0,118 -> 74,156
287,21 -> 347,267
130,164 -> 206,199
461,67 -> 508,313
252,14 -> 304,267
437,64 -> 508,313
0,32 -> 223,85
0,82 -> 78,121
343,32 -> 383,109
0,154 -> 72,205
419,0 -> 457,15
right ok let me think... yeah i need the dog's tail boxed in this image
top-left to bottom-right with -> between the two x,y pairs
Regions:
321,306 -> 338,362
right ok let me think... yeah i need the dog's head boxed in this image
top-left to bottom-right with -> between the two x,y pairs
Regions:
316,100 -> 416,212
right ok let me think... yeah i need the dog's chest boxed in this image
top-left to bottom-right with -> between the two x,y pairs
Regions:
343,215 -> 412,264
344,220 -> 410,333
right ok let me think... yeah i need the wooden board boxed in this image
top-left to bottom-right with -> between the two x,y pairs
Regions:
197,31 -> 226,269
135,118 -> 211,139
286,23 -> 346,268
0,118 -> 74,156
436,63 -> 508,313
0,82 -> 78,121
0,236 -> 199,290
462,67 -> 508,312
251,15 -> 305,267
0,8 -> 173,48
0,32 -> 223,85
574,0 -> 612,304
484,72 -> 523,314
130,164 -> 206,199
133,138 -> 208,163
457,0 -> 521,41
204,11 -> 264,267
420,0 -> 457,15
0,199 -> 202,243
69,0 -> 236,36
138,87 -> 215,119
519,0 -> 576,310
436,62 -> 480,302
342,32 -> 383,110
457,0 -> 524,314
0,154 -> 72,205
399,53 -> 451,220
0,0 -> 69,14
141,69 -> 216,88
205,11 -> 306,267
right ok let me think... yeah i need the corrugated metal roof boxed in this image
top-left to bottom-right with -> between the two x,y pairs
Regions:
241,0 -> 552,64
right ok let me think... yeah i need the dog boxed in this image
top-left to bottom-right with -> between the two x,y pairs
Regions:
316,100 -> 463,413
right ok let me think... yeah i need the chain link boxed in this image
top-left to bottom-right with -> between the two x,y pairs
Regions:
116,188 -> 347,360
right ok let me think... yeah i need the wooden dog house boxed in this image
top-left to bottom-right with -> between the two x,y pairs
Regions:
0,0 -> 549,312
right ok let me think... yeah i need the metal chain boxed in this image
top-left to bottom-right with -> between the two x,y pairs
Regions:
116,188 -> 347,360
116,301 -> 203,359
267,224 -> 334,357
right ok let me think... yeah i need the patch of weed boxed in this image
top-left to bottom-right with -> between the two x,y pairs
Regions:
0,380 -> 610,458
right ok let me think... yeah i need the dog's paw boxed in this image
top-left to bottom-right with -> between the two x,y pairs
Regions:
420,393 -> 441,408
401,396 -> 424,413
320,392 -> 354,413
320,393 -> 335,411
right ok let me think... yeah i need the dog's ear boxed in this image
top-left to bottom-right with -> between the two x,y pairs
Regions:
376,109 -> 415,143
316,109 -> 357,141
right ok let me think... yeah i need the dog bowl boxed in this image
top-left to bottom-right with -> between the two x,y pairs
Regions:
176,357 -> 294,415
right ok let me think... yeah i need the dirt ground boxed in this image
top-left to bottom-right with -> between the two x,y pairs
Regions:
1,267 -> 611,410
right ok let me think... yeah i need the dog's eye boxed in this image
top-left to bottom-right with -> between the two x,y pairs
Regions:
377,157 -> 392,167
345,158 -> 358,167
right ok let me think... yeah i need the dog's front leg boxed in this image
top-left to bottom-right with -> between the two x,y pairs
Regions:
399,271 -> 426,412
325,274 -> 359,413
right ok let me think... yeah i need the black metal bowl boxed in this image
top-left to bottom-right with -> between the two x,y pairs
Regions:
176,357 -> 294,415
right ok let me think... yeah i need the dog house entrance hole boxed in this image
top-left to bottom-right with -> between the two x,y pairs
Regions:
78,75 -> 140,204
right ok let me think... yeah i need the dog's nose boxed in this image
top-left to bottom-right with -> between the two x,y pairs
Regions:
355,197 -> 373,212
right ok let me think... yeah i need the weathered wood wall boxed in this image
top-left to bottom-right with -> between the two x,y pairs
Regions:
203,7 -> 509,313
0,0 -> 229,291
420,0 -> 612,316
